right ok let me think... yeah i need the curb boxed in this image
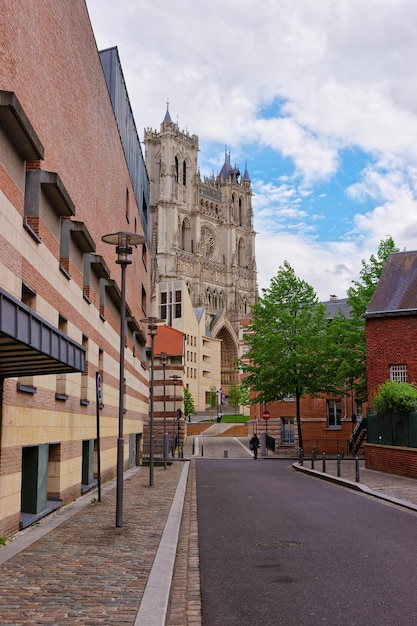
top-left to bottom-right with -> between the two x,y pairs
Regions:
134,461 -> 190,626
292,462 -> 417,513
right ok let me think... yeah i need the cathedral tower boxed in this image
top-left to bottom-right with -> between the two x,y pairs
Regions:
144,107 -> 257,393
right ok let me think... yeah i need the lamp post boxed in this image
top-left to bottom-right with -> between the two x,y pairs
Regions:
170,374 -> 181,457
102,231 -> 146,528
141,317 -> 164,486
160,352 -> 168,469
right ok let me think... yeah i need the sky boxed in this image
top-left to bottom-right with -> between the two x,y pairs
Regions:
86,0 -> 417,301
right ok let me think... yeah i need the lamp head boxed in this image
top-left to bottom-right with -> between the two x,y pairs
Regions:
102,231 -> 146,265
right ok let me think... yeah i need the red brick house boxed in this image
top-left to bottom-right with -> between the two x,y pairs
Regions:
365,251 -> 417,395
364,250 -> 417,476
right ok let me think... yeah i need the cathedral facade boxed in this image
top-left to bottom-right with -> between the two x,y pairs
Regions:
144,108 -> 257,402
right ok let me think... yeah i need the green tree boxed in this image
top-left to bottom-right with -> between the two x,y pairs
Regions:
207,384 -> 217,418
241,261 -> 334,450
227,382 -> 250,415
184,387 -> 196,421
330,236 -> 399,404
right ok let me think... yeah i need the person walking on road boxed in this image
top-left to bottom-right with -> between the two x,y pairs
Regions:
250,433 -> 260,459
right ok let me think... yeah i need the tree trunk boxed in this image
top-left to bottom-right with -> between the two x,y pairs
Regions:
296,391 -> 303,451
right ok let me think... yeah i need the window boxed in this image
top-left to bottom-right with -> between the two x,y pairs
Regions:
175,156 -> 179,183
56,315 -> 68,400
160,291 -> 168,321
80,335 -> 89,405
175,290 -> 182,318
181,218 -> 191,251
125,186 -> 130,223
142,285 -> 147,315
390,364 -> 408,383
18,283 -> 37,393
281,418 -> 294,445
327,400 -> 341,428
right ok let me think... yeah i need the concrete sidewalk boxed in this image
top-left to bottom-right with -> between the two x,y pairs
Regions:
293,457 -> 417,512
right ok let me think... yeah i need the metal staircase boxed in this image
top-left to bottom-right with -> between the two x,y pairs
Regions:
348,415 -> 367,454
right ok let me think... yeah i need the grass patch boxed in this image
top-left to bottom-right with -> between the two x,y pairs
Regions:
218,414 -> 249,423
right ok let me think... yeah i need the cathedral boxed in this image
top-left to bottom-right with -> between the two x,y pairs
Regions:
144,107 -> 258,407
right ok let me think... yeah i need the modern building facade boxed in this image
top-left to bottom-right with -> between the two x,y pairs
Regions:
0,1 -> 151,536
144,112 -> 258,407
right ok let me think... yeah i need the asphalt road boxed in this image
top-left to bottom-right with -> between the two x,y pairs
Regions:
196,458 -> 417,626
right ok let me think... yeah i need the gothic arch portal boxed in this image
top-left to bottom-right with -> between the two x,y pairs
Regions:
214,325 -> 239,391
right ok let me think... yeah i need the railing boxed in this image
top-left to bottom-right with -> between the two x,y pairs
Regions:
348,416 -> 367,454
302,439 -> 350,457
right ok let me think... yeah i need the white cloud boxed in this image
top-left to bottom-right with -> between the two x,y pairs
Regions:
86,0 -> 417,299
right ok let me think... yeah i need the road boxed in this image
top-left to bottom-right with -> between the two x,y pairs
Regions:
196,458 -> 417,626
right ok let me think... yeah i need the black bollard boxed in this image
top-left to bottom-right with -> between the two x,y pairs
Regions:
299,448 -> 304,466
355,456 -> 360,482
337,454 -> 341,477
322,452 -> 326,473
311,452 -> 315,470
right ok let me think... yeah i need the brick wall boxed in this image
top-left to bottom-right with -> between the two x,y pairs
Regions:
0,0 -> 150,537
365,444 -> 417,478
366,315 -> 417,399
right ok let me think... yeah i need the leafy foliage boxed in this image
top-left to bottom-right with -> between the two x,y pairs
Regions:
330,236 -> 399,402
184,387 -> 196,418
372,380 -> 417,414
207,384 -> 217,412
227,382 -> 250,414
241,261 -> 335,449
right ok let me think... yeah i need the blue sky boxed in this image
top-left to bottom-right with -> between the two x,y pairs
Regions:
86,0 -> 417,300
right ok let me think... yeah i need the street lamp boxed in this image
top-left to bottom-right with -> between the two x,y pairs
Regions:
102,231 -> 146,528
141,316 -> 164,486
160,352 -> 168,469
170,374 -> 181,457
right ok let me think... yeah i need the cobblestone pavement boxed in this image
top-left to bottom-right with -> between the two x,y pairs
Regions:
166,460 -> 201,626
0,463 -> 186,625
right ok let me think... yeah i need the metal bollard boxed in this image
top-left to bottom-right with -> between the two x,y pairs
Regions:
322,452 -> 326,473
311,452 -> 315,470
192,438 -> 195,455
355,457 -> 360,482
299,448 -> 304,466
201,445 -> 204,457
337,454 -> 341,477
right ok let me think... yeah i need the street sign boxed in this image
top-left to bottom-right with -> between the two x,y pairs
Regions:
262,410 -> 271,421
96,373 -> 102,404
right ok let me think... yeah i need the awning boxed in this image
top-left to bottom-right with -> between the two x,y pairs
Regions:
0,288 -> 85,378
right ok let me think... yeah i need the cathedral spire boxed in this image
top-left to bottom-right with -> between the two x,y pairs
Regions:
163,99 -> 172,123
243,161 -> 251,182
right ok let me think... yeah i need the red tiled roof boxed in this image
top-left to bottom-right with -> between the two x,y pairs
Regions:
154,324 -> 184,357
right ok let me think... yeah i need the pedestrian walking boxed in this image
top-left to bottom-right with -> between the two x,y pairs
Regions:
250,433 -> 260,459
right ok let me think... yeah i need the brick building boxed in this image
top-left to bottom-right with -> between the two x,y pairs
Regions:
365,250 -> 417,397
364,250 -> 417,476
0,1 -> 151,536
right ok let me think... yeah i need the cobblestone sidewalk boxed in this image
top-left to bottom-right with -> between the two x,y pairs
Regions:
0,463 -> 185,625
